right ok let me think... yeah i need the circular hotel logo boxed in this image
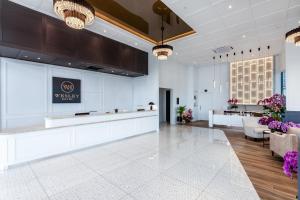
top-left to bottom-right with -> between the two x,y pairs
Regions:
61,81 -> 74,93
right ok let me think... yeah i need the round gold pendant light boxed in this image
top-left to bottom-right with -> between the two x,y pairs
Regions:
285,26 -> 300,46
53,0 -> 95,30
152,16 -> 173,60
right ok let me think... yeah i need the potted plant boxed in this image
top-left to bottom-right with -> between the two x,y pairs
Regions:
268,121 -> 289,133
177,106 -> 186,123
258,94 -> 286,122
283,151 -> 298,179
182,108 -> 193,123
227,98 -> 238,110
283,151 -> 298,199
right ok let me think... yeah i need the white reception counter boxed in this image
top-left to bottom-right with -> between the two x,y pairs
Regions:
0,111 -> 158,170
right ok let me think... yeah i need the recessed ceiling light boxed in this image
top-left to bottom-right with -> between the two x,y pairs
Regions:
103,29 -> 107,33
134,42 -> 138,46
242,35 -> 246,38
175,52 -> 178,55
298,20 -> 300,24
228,5 -> 232,9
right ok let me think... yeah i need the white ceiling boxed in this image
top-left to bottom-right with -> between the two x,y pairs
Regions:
9,0 -> 300,66
164,0 -> 300,65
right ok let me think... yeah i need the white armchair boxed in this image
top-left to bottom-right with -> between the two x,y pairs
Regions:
242,117 -> 268,139
270,127 -> 299,157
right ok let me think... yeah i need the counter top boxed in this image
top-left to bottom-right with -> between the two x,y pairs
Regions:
0,110 -> 158,135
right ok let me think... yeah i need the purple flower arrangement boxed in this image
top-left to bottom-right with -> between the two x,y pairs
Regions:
258,94 -> 286,121
268,121 -> 289,133
283,151 -> 298,178
285,122 -> 300,128
258,116 -> 275,125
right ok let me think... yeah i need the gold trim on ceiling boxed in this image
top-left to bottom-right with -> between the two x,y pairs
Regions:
95,11 -> 196,45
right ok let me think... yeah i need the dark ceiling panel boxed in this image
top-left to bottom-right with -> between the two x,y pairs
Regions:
0,0 -> 148,77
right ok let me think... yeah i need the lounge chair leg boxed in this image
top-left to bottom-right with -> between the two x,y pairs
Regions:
245,135 -> 247,139
271,151 -> 274,156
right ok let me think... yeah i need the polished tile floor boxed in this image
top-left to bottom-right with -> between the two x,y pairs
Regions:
0,125 -> 260,200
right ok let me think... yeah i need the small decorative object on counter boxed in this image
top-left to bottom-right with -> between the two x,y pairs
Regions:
148,102 -> 155,111
182,109 -> 193,123
177,106 -> 186,123
227,98 -> 238,110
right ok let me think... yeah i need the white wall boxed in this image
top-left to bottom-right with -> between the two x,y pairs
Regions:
159,59 -> 194,124
285,43 -> 300,111
193,63 -> 229,120
0,57 -> 158,129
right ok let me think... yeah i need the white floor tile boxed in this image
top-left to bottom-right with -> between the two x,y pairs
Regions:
83,153 -> 131,174
102,162 -> 159,193
164,160 -> 219,190
136,151 -> 181,171
49,176 -> 126,200
37,164 -> 97,196
30,154 -> 81,177
0,178 -> 48,200
130,175 -> 201,200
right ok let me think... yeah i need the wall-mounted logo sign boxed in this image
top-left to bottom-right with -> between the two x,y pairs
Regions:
52,77 -> 81,103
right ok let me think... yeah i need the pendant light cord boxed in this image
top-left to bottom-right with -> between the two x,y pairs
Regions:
161,15 -> 164,45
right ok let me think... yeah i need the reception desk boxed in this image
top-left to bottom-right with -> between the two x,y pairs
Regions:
0,111 -> 158,170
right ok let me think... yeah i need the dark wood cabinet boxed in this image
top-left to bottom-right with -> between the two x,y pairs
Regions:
121,45 -> 137,71
76,31 -> 103,65
44,18 -> 77,58
0,0 -> 148,77
136,51 -> 148,74
101,38 -> 121,68
1,1 -> 43,51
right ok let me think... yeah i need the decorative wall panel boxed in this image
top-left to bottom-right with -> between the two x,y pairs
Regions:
230,56 -> 273,105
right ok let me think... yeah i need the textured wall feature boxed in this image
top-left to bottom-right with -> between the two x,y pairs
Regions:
230,56 -> 273,105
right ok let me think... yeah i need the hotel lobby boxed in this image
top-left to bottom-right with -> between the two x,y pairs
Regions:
0,0 -> 299,200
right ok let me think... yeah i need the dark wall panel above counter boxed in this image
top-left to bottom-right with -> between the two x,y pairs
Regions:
0,0 -> 148,77
2,1 -> 43,52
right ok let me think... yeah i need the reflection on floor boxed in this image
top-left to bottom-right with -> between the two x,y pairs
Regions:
189,120 -> 298,200
0,125 -> 260,200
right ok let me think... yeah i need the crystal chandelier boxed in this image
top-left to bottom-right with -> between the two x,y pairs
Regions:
152,16 -> 173,60
53,0 -> 95,30
286,26 -> 300,46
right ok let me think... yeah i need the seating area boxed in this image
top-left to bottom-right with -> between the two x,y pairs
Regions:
270,128 -> 299,157
242,117 -> 268,139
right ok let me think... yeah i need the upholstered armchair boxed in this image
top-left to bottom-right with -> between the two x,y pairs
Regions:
242,117 -> 268,139
270,127 -> 299,157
